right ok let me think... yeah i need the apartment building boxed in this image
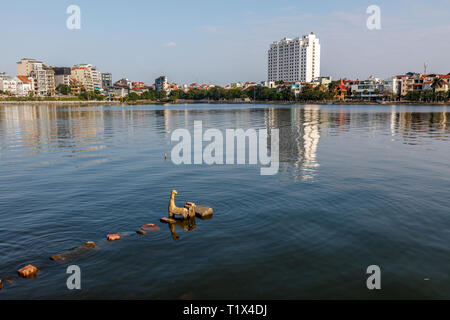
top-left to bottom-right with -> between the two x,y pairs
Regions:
387,73 -> 450,96
16,75 -> 33,96
53,67 -> 71,87
72,64 -> 102,91
17,58 -> 55,96
155,76 -> 168,92
0,76 -> 17,95
348,76 -> 384,100
422,74 -> 450,92
101,73 -> 113,89
71,66 -> 94,92
268,32 -> 321,83
0,75 -> 33,97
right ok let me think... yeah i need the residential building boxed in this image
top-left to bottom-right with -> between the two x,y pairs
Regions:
243,82 -> 258,90
16,76 -> 33,96
261,81 -> 276,88
268,32 -> 320,83
115,78 -> 132,89
421,74 -> 450,92
349,76 -> 384,100
155,76 -> 168,92
313,76 -> 332,86
17,58 -> 55,96
53,67 -> 71,87
72,64 -> 102,91
113,87 -> 128,98
71,66 -> 94,92
102,73 -> 113,89
0,76 -> 17,95
0,74 -> 32,97
69,79 -> 84,95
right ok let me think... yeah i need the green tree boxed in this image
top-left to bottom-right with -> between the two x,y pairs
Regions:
56,84 -> 71,95
431,77 -> 444,101
141,90 -> 156,100
404,91 -> 420,102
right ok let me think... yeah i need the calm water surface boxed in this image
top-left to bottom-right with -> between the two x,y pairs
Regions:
0,103 -> 449,299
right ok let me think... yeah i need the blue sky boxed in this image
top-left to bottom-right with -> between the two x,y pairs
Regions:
1,0 -> 449,85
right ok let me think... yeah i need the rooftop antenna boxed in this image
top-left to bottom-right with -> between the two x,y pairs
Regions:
424,62 -> 428,75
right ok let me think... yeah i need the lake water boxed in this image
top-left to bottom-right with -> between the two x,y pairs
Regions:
0,103 -> 449,299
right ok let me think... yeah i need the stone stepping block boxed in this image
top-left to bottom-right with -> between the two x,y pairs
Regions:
195,206 -> 213,218
107,234 -> 121,241
160,217 -> 177,224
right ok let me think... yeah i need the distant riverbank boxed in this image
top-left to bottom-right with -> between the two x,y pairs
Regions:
0,99 -> 449,106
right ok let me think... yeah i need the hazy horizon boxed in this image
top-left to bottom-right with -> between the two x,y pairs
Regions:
1,0 -> 449,85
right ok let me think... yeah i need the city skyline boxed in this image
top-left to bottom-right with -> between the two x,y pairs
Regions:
0,0 -> 449,85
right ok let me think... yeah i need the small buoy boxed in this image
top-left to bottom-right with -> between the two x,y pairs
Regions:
17,265 -> 38,278
136,229 -> 146,235
141,224 -> 159,232
107,234 -> 121,241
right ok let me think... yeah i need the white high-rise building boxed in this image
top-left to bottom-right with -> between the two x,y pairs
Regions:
268,32 -> 320,83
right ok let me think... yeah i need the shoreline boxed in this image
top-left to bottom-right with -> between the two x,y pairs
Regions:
0,99 -> 449,106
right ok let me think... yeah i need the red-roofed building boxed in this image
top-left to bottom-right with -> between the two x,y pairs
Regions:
333,79 -> 349,100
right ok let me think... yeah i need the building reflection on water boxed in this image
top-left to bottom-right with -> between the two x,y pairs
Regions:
265,106 -> 322,181
0,104 -> 448,174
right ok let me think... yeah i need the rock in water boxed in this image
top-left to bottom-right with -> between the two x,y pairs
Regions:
195,206 -> 213,218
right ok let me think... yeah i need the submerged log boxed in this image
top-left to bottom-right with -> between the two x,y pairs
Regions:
50,241 -> 98,262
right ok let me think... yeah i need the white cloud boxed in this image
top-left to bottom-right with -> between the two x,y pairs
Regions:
164,41 -> 177,47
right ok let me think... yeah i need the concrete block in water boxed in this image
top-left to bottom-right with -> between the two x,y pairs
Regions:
160,217 -> 177,224
107,234 -> 120,241
17,265 -> 38,278
136,229 -> 146,235
195,206 -> 213,218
